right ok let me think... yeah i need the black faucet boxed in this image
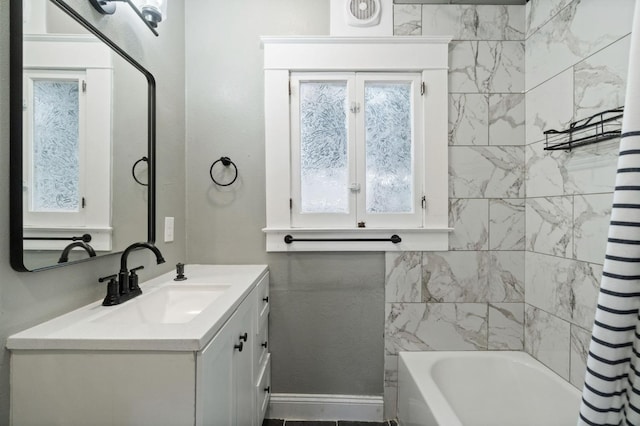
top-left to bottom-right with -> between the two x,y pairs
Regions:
57,241 -> 97,263
99,242 -> 165,306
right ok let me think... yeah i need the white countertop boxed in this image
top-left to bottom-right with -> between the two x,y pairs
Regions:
6,264 -> 268,352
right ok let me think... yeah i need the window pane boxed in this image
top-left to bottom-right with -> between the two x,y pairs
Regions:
299,81 -> 349,213
365,82 -> 413,213
32,80 -> 80,212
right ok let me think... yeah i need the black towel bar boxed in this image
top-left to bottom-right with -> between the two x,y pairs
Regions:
24,233 -> 92,242
284,234 -> 401,244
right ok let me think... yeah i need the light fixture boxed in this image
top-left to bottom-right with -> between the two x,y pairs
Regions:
88,0 -> 167,36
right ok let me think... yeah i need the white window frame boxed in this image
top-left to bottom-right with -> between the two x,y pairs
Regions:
23,35 -> 113,251
262,37 -> 452,252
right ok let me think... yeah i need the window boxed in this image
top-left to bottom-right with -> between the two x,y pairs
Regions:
262,37 -> 451,251
291,73 -> 423,228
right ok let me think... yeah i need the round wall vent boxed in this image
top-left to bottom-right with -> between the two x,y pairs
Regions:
346,0 -> 381,27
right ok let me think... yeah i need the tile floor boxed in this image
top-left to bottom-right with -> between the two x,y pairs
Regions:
262,420 -> 398,426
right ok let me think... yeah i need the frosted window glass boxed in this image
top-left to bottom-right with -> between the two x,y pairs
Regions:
32,80 -> 80,212
364,82 -> 413,213
299,82 -> 349,213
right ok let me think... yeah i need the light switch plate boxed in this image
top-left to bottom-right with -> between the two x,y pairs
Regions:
164,217 -> 174,243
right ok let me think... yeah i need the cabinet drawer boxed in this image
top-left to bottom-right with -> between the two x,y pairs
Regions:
256,354 -> 271,423
255,316 -> 269,370
256,273 -> 270,329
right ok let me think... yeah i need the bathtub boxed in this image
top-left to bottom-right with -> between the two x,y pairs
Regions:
397,351 -> 582,426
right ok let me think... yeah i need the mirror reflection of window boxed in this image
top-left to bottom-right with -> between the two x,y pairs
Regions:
28,74 -> 84,214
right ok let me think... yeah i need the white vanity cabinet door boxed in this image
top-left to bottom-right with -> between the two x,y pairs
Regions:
197,287 -> 256,426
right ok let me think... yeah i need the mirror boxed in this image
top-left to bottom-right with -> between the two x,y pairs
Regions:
10,0 -> 156,271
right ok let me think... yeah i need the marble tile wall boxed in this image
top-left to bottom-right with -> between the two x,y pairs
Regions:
385,4 -> 526,419
523,0 -> 632,391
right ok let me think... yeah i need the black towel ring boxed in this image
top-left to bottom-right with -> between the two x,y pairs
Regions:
210,156 -> 238,187
132,156 -> 149,186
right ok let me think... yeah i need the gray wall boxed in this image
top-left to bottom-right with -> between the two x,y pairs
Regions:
184,0 -> 385,396
0,0 -> 186,422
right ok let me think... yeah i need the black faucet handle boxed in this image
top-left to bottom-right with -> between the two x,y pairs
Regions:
98,273 -> 118,283
130,265 -> 145,274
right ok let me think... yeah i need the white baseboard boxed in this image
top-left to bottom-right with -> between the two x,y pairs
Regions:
266,393 -> 384,421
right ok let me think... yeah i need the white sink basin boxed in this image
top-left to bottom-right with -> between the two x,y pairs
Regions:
93,284 -> 231,324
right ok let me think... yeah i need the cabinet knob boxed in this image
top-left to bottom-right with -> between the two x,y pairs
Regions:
264,386 -> 270,393
263,296 -> 269,303
239,332 -> 248,342
261,341 -> 268,348
234,342 -> 243,352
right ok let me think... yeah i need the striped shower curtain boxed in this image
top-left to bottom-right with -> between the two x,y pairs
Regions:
579,1 -> 640,425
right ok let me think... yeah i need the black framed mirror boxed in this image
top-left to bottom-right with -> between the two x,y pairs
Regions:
10,0 -> 156,271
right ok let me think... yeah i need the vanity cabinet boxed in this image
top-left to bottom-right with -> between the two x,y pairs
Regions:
9,266 -> 271,426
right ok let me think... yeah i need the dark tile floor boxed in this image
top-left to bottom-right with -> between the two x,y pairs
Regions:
262,420 -> 398,426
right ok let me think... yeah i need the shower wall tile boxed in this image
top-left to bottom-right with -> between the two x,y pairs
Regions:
525,69 -> 573,145
449,94 -> 489,146
489,93 -> 525,146
488,303 -> 524,350
422,252 -> 489,303
525,0 -> 571,38
525,252 -> 600,331
449,41 -> 524,93
384,386 -> 398,420
574,193 -> 612,265
489,198 -> 525,251
489,251 -> 524,303
421,5 -> 524,40
574,35 -> 630,121
525,0 -> 634,91
384,355 -> 398,387
525,304 -> 570,380
393,4 -> 422,36
449,199 -> 489,250
525,139 -> 618,198
526,196 -> 573,258
570,325 -> 591,390
385,252 -> 422,303
385,303 -> 488,353
449,146 -> 525,198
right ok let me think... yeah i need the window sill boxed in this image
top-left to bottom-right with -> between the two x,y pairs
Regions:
263,227 -> 452,252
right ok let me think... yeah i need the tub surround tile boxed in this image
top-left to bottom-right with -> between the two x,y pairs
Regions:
574,193 -> 612,265
393,4 -> 422,36
526,196 -> 573,258
488,303 -> 524,350
525,139 -> 618,198
525,305 -> 570,380
383,387 -> 398,421
422,5 -> 524,41
489,198 -> 525,251
384,355 -> 398,387
449,94 -> 489,146
449,41 -> 524,94
525,0 -> 571,38
525,69 -> 573,145
489,94 -> 525,146
450,146 -> 525,198
525,0 -> 634,91
525,252 -> 600,331
570,325 -> 591,390
449,199 -> 489,251
385,303 -> 488,353
574,36 -> 629,121
489,251 -> 524,303
422,252 -> 489,303
385,252 -> 422,303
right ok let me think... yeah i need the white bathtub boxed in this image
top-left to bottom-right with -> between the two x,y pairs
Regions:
397,351 -> 582,426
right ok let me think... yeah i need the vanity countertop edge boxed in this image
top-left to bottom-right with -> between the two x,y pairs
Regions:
6,264 -> 269,352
